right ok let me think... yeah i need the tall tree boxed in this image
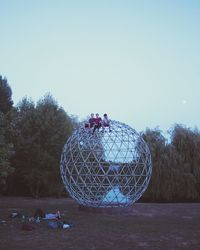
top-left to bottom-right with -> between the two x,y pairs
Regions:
142,127 -> 171,201
0,76 -> 13,114
142,125 -> 200,202
170,124 -> 200,200
11,95 -> 73,197
0,112 -> 14,193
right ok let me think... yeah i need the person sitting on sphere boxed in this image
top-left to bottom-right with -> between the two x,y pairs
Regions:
102,113 -> 111,132
89,113 -> 95,128
85,113 -> 95,129
93,113 -> 102,133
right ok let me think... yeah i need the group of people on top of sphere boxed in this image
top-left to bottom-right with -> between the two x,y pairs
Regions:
85,113 -> 111,133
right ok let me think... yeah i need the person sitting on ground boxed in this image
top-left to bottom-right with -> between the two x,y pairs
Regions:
102,113 -> 111,132
93,113 -> 102,133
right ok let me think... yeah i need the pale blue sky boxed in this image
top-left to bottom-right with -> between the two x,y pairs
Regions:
1,0 -> 200,133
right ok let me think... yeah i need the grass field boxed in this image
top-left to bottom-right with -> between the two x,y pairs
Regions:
0,197 -> 200,250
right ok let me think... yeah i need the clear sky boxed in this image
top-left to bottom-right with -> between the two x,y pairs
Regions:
1,0 -> 200,133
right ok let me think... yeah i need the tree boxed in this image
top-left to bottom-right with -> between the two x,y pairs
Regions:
141,125 -> 200,202
10,95 -> 73,197
0,76 -> 13,114
0,112 -> 14,193
141,127 -> 171,201
170,124 -> 200,200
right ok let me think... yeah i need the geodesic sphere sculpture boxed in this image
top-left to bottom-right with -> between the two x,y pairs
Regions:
60,120 -> 152,208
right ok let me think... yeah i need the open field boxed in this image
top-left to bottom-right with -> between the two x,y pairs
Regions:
0,197 -> 200,250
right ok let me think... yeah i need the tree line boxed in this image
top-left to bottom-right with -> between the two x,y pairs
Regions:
0,76 -> 74,197
0,76 -> 200,201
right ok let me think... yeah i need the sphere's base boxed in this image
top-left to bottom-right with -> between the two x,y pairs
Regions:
78,204 -> 133,215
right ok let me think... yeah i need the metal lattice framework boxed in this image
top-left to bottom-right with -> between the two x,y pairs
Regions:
60,120 -> 152,208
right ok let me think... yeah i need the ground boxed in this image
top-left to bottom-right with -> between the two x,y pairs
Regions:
0,197 -> 200,250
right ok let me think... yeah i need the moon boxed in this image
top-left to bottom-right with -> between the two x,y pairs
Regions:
181,99 -> 187,105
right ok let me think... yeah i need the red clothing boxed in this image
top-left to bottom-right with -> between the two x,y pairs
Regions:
94,117 -> 102,125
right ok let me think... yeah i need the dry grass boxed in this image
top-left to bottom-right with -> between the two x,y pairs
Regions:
0,197 -> 200,250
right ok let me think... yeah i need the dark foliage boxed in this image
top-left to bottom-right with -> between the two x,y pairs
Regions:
0,112 -> 15,192
141,126 -> 200,202
6,94 -> 74,197
0,76 -> 13,114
